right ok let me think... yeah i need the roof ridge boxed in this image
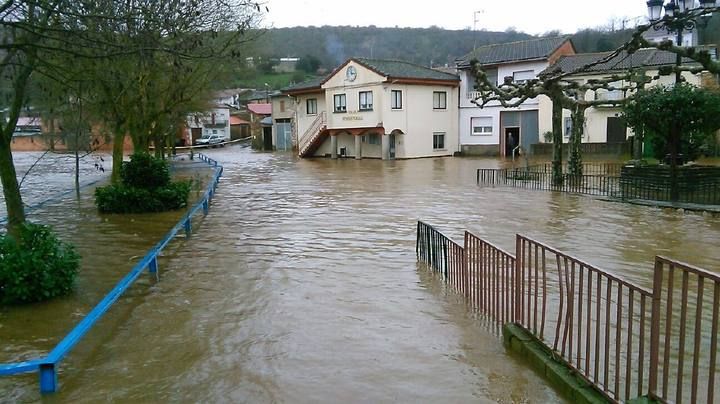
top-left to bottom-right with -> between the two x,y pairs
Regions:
562,51 -> 614,57
356,57 -> 434,69
353,57 -> 459,79
472,36 -> 569,50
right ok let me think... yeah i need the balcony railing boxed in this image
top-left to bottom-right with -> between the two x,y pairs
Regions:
201,119 -> 228,127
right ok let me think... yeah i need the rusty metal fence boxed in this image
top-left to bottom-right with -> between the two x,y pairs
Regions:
649,257 -> 720,404
516,235 -> 654,402
416,221 -> 719,403
465,232 -> 517,327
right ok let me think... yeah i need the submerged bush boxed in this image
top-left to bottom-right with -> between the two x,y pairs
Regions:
95,153 -> 192,214
0,223 -> 80,305
95,181 -> 191,213
120,152 -> 171,190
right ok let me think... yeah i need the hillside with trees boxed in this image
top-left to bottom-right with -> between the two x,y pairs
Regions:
226,20 -> 720,90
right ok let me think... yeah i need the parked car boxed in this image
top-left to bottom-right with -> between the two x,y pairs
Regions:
195,134 -> 225,147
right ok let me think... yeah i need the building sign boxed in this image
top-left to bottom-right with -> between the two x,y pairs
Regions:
342,111 -> 364,122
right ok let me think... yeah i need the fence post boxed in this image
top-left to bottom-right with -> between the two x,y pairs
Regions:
203,200 -> 209,216
443,239 -> 449,280
39,363 -> 57,394
149,257 -> 158,274
184,219 -> 192,237
648,257 -> 664,398
514,234 -> 522,323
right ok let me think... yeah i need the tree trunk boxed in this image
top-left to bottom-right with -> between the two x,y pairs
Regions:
75,146 -> 80,191
0,61 -> 33,238
568,105 -> 586,177
111,130 -> 125,185
551,98 -> 564,186
153,133 -> 163,159
0,140 -> 26,239
634,130 -> 644,161
669,124 -> 680,202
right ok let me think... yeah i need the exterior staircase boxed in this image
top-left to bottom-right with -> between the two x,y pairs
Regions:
298,112 -> 327,158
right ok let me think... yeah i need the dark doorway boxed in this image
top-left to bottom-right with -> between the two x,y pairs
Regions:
504,127 -> 520,157
607,117 -> 627,143
191,128 -> 202,144
389,134 -> 396,159
263,126 -> 273,150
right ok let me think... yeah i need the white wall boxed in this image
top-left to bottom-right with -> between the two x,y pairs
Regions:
458,60 -> 550,149
550,69 -> 705,144
294,60 -> 459,159
296,92 -> 327,139
390,84 -> 458,158
187,107 -> 231,140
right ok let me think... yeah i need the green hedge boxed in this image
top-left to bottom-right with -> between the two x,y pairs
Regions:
95,153 -> 192,214
120,152 -> 171,190
0,223 -> 80,304
95,181 -> 191,214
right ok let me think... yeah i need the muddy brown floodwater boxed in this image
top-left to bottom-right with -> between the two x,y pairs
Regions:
1,145 -> 719,403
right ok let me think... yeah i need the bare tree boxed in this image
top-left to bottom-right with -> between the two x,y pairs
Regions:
470,6 -> 720,183
471,53 -> 650,182
1,0 -> 264,237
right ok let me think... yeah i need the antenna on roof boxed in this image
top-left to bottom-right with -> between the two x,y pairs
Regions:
473,10 -> 485,51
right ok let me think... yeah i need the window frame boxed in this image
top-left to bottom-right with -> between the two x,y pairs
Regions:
333,94 -> 347,113
512,70 -> 535,84
391,90 -> 403,110
471,117 -> 493,136
433,91 -> 447,110
364,133 -> 381,145
433,132 -> 446,150
564,117 -> 572,139
595,81 -> 624,101
306,98 -> 318,115
359,91 -> 373,111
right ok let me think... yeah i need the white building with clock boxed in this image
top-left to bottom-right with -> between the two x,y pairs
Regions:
280,58 -> 460,160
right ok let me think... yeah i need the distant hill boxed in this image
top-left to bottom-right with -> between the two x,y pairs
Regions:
254,26 -> 534,68
250,25 -> 646,69
230,21 -> 719,90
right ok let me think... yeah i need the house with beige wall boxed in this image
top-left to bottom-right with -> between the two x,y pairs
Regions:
543,47 -> 716,149
281,58 -> 460,160
456,37 -> 576,157
271,92 -> 297,151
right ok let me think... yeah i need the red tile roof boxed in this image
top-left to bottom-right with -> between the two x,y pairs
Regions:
230,116 -> 250,125
247,103 -> 271,115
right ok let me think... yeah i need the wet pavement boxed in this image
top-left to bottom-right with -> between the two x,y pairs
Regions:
1,145 -> 719,402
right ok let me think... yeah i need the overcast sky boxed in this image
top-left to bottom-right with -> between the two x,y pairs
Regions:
263,0 -> 650,34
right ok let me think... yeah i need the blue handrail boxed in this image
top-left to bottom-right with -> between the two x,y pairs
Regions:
0,178 -> 106,226
0,153 -> 223,394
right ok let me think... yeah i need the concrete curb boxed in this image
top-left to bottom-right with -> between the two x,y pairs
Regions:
502,323 -> 609,404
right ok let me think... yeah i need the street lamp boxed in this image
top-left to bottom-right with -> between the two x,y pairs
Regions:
647,0 -> 718,21
645,0 -> 716,71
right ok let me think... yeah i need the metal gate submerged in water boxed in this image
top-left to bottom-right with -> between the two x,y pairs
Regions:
416,221 -> 719,403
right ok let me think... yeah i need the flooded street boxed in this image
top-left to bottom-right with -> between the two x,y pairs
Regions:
2,145 -> 720,402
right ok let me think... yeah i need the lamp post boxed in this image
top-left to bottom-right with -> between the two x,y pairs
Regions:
646,0 -> 716,81
644,0 -> 717,201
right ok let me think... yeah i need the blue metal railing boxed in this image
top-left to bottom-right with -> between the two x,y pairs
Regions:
0,153 -> 223,394
0,178 -> 106,226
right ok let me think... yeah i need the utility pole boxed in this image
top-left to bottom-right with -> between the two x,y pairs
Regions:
473,10 -> 485,31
